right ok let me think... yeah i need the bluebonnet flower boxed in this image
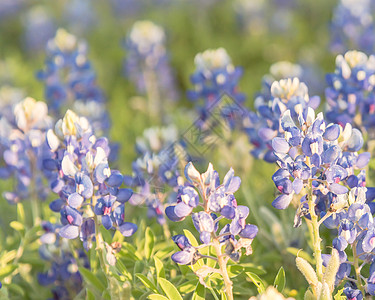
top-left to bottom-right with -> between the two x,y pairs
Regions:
187,48 -> 246,131
244,77 -> 320,162
325,50 -> 375,132
38,29 -> 111,137
124,21 -> 179,106
23,6 -> 55,53
330,0 -> 375,54
63,0 -> 96,35
124,126 -> 187,225
0,97 -> 52,207
270,101 -> 375,297
233,0 -> 268,36
233,0 -> 295,36
166,162 -> 258,265
270,106 -> 371,214
0,0 -> 24,20
43,110 -> 137,249
38,221 -> 89,299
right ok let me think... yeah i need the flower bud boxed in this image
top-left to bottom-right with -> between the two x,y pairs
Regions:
296,257 -> 318,287
317,282 -> 332,300
304,290 -> 315,300
323,249 -> 340,292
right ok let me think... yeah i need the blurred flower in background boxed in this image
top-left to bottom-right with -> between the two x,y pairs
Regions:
23,6 -> 55,53
330,0 -> 375,54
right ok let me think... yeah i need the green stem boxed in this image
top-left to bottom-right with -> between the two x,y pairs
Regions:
29,153 -> 40,226
212,238 -> 233,300
143,68 -> 162,124
94,216 -> 109,278
352,243 -> 366,296
307,179 -> 323,281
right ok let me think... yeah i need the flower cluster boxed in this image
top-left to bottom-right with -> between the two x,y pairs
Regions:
244,77 -> 320,162
124,126 -> 187,224
124,20 -> 178,101
43,110 -> 137,249
187,48 -> 246,131
0,97 -> 52,205
166,162 -> 258,265
330,0 -> 375,54
325,50 -> 375,132
326,196 -> 375,297
270,106 -> 372,216
38,221 -> 89,299
37,29 -> 110,136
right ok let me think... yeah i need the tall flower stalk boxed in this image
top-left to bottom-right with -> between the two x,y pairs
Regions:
166,162 -> 258,300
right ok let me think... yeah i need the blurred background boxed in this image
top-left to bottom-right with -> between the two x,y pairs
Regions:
0,0 -> 360,298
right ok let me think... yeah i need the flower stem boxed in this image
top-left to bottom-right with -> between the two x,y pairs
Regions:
352,242 -> 366,296
29,153 -> 41,226
212,237 -> 233,300
94,215 -> 109,279
307,179 -> 323,281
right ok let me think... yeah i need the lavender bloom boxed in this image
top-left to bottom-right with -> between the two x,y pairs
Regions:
244,77 -> 320,162
167,162 -> 257,265
325,51 -> 375,132
270,98 -> 375,296
271,106 -> 370,214
188,48 -> 246,131
330,0 -> 375,54
38,221 -> 89,299
44,110 -> 137,249
124,126 -> 187,225
124,21 -> 179,103
0,97 -> 52,205
38,29 -> 111,137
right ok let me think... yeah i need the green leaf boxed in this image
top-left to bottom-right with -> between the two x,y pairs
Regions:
148,295 -> 169,300
79,267 -> 106,293
7,284 -> 24,297
136,273 -> 159,293
10,221 -> 24,233
154,256 -> 165,279
246,272 -> 266,294
178,280 -> 198,294
192,283 -> 205,300
334,288 -> 347,300
86,289 -> 95,300
227,265 -> 243,277
158,278 -> 183,300
0,264 -> 17,280
16,203 -> 25,224
144,227 -> 155,260
273,267 -> 286,293
183,229 -> 199,247
220,290 -> 228,300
